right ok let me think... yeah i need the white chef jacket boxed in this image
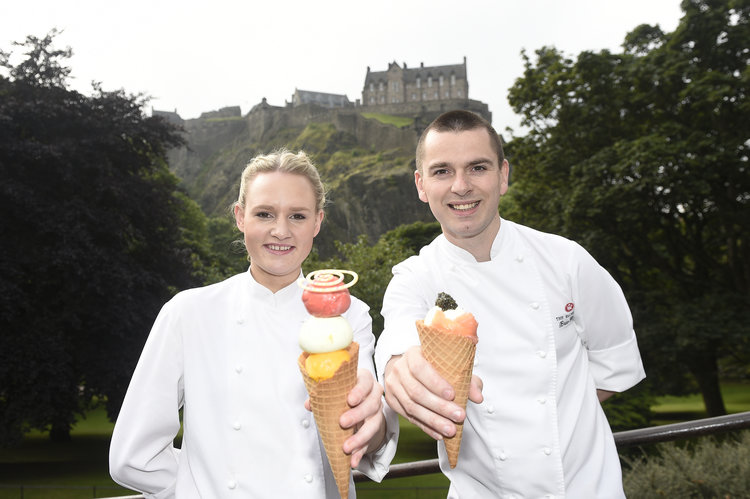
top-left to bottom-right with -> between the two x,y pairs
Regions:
110,269 -> 398,499
375,219 -> 646,499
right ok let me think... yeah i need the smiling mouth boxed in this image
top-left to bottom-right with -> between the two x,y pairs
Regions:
266,244 -> 293,252
449,201 -> 479,211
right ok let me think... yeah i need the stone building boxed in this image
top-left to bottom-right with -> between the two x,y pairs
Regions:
291,89 -> 351,108
363,58 -> 468,106
360,58 -> 490,123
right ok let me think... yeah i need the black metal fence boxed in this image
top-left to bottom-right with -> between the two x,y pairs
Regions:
5,412 -> 749,498
352,411 -> 750,481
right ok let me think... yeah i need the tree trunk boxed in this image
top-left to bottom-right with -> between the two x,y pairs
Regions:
689,351 -> 727,417
49,423 -> 71,442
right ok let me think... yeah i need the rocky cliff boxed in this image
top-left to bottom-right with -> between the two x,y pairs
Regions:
165,103 -> 435,257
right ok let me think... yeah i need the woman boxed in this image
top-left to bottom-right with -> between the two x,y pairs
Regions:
110,149 -> 397,498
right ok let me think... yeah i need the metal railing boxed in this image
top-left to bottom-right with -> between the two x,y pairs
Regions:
353,411 -> 750,481
85,411 -> 750,497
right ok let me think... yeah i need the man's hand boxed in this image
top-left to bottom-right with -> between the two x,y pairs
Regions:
383,346 -> 483,440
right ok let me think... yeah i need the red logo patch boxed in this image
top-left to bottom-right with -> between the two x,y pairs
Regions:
565,302 -> 574,313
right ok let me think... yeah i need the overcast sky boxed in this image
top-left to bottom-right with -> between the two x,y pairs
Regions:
3,0 -> 683,135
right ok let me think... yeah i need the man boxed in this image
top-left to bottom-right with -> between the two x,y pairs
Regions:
374,110 -> 645,498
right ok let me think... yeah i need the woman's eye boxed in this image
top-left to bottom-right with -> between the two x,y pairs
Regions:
291,213 -> 307,220
255,211 -> 272,219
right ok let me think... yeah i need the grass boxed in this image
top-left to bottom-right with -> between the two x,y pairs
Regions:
650,381 -> 750,424
360,112 -> 414,128
1,382 -> 748,498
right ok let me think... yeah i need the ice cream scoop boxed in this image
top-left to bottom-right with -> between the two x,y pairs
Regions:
417,292 -> 478,468
297,269 -> 360,499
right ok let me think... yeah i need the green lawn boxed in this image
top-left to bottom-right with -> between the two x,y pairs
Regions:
360,112 -> 414,128
1,382 -> 748,498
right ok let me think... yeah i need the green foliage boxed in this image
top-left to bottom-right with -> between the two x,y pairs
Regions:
361,112 -> 415,128
603,383 -> 656,431
505,0 -> 750,415
305,231 -> 416,336
0,30 -> 238,445
623,431 -> 750,497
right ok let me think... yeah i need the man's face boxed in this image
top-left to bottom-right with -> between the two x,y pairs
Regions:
415,128 -> 509,254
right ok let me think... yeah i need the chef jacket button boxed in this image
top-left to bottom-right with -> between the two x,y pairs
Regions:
537,397 -> 547,404
496,452 -> 507,461
530,302 -> 540,310
515,254 -> 524,262
235,364 -> 243,373
232,421 -> 242,430
301,419 -> 310,428
236,318 -> 244,325
304,473 -> 313,483
227,479 -> 237,489
486,404 -> 495,414
543,447 -> 552,455
537,350 -> 547,358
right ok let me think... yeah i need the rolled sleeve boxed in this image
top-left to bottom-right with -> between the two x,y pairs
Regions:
571,243 -> 646,392
354,402 -> 400,481
587,332 -> 646,392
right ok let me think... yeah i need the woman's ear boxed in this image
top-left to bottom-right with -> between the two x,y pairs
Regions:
234,204 -> 244,231
313,210 -> 324,237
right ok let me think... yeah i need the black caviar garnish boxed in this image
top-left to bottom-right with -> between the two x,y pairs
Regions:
435,292 -> 458,311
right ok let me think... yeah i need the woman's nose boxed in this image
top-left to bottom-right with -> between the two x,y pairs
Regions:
271,219 -> 290,238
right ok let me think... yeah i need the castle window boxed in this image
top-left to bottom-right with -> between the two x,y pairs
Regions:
379,82 -> 384,91
451,74 -> 456,85
380,95 -> 385,103
370,96 -> 375,104
422,91 -> 426,100
369,83 -> 374,91
428,76 -> 432,87
458,90 -> 463,97
411,93 -> 416,100
434,91 -> 439,99
445,91 -> 450,98
439,75 -> 444,86
417,77 -> 421,88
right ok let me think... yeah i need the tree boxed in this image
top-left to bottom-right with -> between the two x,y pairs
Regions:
0,31 -> 205,443
305,221 -> 440,336
504,0 -> 749,416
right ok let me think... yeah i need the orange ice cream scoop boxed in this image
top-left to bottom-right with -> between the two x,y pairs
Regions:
304,349 -> 352,381
428,308 -> 478,342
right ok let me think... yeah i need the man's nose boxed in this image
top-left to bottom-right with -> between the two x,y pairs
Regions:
451,171 -> 471,195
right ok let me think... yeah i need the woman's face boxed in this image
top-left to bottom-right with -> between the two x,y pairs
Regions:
234,171 -> 323,292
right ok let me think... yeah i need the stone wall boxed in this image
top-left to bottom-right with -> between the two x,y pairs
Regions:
358,98 -> 492,124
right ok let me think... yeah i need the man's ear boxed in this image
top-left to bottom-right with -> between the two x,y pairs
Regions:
415,170 -> 428,203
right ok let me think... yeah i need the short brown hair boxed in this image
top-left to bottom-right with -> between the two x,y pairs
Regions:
416,110 -> 504,172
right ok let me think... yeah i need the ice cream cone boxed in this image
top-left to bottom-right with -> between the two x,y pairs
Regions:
298,341 -> 359,499
416,320 -> 476,468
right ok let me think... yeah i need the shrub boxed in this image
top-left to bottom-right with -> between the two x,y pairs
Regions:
623,430 -> 750,497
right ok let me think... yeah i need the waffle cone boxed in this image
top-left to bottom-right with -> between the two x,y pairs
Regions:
417,320 -> 476,468
298,341 -> 359,499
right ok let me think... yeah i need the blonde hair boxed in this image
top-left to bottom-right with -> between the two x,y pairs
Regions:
234,149 -> 326,215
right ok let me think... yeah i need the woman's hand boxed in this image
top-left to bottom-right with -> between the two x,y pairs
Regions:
339,369 -> 387,467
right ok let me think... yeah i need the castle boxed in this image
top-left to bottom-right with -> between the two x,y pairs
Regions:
291,58 -> 490,123
154,59 -> 491,124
